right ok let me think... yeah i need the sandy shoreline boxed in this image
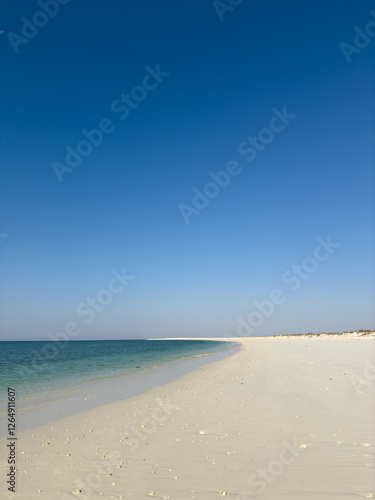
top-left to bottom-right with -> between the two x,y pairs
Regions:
0,344 -> 236,435
1,335 -> 374,499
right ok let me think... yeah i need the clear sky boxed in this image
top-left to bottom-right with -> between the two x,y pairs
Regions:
1,0 -> 374,340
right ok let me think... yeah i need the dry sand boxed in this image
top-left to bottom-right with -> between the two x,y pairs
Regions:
1,335 -> 374,499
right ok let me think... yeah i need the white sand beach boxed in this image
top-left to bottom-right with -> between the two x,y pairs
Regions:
1,334 -> 374,499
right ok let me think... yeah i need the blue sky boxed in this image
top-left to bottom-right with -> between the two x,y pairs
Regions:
1,0 -> 374,340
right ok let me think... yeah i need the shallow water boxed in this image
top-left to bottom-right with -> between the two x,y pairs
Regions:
0,339 -> 236,432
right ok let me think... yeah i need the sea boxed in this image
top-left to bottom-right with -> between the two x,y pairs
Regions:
0,339 -> 235,432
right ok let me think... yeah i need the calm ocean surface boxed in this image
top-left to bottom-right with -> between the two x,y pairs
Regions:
0,340 -> 232,404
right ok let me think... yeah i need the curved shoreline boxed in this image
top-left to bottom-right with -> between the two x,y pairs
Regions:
1,335 -> 373,500
0,341 -> 239,434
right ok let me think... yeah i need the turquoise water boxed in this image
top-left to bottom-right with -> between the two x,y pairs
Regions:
0,339 -> 231,399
